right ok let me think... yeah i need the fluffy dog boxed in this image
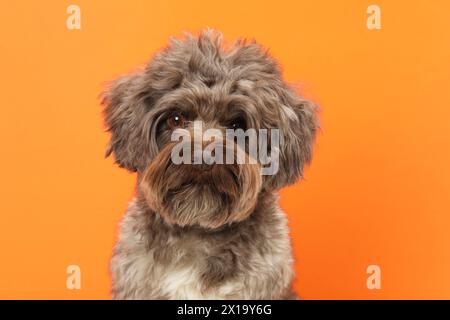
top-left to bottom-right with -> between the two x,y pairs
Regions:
102,30 -> 318,299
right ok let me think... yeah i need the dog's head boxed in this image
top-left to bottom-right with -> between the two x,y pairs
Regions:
102,30 -> 318,229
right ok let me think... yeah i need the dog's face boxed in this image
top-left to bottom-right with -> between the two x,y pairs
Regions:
102,31 -> 318,229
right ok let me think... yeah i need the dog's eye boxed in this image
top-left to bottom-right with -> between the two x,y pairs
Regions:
228,117 -> 247,131
167,112 -> 185,129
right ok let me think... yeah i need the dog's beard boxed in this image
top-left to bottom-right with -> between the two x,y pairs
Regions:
140,140 -> 262,229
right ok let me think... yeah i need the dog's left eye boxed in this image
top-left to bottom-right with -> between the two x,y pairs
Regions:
166,112 -> 185,129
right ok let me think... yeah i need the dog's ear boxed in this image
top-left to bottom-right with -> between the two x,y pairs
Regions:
227,40 -> 318,189
267,86 -> 319,189
101,71 -> 152,172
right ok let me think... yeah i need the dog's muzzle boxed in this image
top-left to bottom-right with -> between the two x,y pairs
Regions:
140,138 -> 262,229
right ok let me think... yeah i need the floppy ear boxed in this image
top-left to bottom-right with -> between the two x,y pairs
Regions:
101,71 -> 152,172
268,86 -> 319,189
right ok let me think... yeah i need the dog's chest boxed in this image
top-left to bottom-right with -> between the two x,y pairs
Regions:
150,238 -> 246,299
111,201 -> 293,299
155,262 -> 238,299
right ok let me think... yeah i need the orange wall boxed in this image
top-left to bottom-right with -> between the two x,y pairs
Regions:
1,0 -> 450,299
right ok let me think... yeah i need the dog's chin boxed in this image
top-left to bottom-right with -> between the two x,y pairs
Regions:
139,143 -> 262,229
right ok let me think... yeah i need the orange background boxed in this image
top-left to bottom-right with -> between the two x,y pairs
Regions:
1,0 -> 450,299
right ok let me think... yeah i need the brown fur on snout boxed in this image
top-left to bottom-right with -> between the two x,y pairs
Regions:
140,139 -> 262,229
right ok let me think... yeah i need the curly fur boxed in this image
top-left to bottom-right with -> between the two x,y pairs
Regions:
102,29 -> 318,299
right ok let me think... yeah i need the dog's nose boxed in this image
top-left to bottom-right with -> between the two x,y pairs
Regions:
189,138 -> 221,170
191,150 -> 215,171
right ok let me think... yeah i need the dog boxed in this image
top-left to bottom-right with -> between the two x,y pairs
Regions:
102,30 -> 318,299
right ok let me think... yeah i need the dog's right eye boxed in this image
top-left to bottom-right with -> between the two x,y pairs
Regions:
166,112 -> 185,129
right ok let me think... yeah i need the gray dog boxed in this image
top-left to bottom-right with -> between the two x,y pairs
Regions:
102,30 -> 318,299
